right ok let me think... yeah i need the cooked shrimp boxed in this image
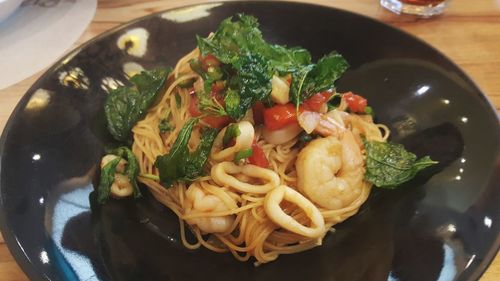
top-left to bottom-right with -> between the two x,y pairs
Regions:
110,173 -> 134,198
185,183 -> 235,233
298,109 -> 386,143
296,131 -> 364,210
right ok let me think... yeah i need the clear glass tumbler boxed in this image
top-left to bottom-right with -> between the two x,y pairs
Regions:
380,0 -> 448,17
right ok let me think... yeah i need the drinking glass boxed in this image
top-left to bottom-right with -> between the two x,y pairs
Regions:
380,0 -> 448,17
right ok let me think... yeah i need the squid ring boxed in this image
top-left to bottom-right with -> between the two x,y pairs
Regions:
211,121 -> 255,162
211,162 -> 280,194
264,185 -> 325,238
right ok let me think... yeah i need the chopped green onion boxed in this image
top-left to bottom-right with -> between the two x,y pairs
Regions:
365,106 -> 373,115
159,119 -> 172,133
298,132 -> 313,143
178,77 -> 195,88
189,58 -> 203,75
234,148 -> 253,162
206,66 -> 223,80
223,123 -> 241,146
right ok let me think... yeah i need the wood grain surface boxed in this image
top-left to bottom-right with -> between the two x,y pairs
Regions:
0,0 -> 498,280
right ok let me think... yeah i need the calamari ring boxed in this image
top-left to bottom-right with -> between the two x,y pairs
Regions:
211,121 -> 254,162
264,185 -> 325,238
211,162 -> 280,194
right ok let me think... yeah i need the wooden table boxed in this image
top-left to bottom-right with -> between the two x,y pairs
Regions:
0,0 -> 498,280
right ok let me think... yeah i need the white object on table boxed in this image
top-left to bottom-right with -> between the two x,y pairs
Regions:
0,0 -> 23,23
0,0 -> 97,90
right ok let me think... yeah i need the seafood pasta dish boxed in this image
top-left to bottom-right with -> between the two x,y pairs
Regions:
97,14 -> 436,264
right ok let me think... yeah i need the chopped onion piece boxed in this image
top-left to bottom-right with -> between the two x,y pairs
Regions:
298,111 -> 321,134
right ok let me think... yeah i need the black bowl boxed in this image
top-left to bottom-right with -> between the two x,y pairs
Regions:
1,2 -> 498,281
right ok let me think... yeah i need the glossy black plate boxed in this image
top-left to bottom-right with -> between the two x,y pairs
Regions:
1,2 -> 498,281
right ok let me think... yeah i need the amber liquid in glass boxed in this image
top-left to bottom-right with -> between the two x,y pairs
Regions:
400,0 -> 445,6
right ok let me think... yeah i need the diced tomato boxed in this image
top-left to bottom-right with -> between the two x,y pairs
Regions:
200,54 -> 221,71
211,80 -> 225,93
189,95 -> 230,128
303,91 -> 332,112
189,95 -> 202,117
202,115 -> 231,129
248,140 -> 269,168
263,103 -> 299,131
343,92 -> 368,113
252,101 -> 266,125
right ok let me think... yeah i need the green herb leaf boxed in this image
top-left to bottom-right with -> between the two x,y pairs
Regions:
104,67 -> 172,142
227,52 -> 272,119
195,78 -> 227,116
364,140 -> 438,188
234,148 -> 253,162
158,118 -> 172,133
290,64 -> 313,106
196,14 -> 348,118
155,119 -> 218,186
301,52 -> 349,99
97,157 -> 121,204
184,127 -> 218,180
224,88 -> 240,118
97,147 -> 142,204
223,123 -> 241,146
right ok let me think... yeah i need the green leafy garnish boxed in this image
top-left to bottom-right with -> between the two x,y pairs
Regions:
196,14 -> 349,117
301,52 -> 349,99
155,119 -> 218,187
104,67 -> 171,142
223,123 -> 241,146
364,140 -> 438,188
97,157 -> 121,204
364,106 -> 374,115
226,53 -> 272,119
98,147 -> 142,204
195,78 -> 227,116
234,148 -> 253,162
158,118 -> 173,133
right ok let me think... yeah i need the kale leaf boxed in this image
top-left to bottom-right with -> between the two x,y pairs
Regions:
155,119 -> 218,186
97,147 -> 142,204
364,140 -> 438,188
105,67 -> 171,141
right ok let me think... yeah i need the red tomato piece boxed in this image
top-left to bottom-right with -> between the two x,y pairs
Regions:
189,95 -> 202,117
200,54 -> 221,71
303,91 -> 332,112
252,101 -> 266,125
343,92 -> 368,113
263,103 -> 298,131
248,140 -> 269,168
202,115 -> 231,129
189,95 -> 230,128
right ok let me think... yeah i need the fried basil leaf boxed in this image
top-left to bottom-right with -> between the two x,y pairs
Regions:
105,67 -> 171,141
155,119 -> 218,186
364,140 -> 438,188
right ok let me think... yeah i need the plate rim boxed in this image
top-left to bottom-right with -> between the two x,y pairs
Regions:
0,1 -> 498,280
